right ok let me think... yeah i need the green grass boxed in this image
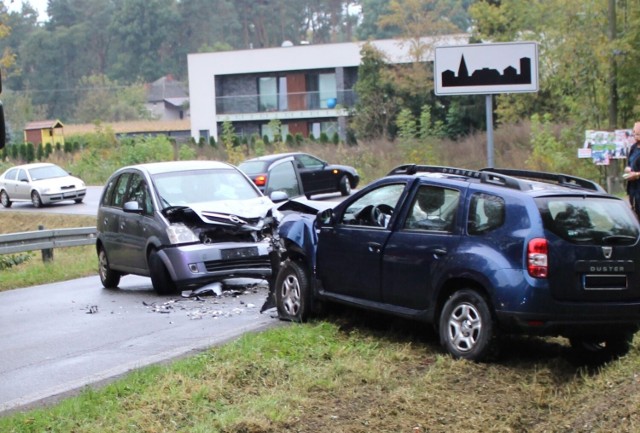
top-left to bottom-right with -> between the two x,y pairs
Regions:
0,212 -> 97,292
1,319 -> 639,432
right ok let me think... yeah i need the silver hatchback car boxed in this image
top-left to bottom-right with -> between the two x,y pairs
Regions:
96,160 -> 283,294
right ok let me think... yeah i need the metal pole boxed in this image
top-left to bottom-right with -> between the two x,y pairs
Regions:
485,94 -> 494,168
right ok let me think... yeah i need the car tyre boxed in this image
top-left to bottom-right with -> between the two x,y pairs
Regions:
74,198 -> 84,204
31,191 -> 43,208
439,289 -> 498,361
275,260 -> 312,322
98,247 -> 121,288
569,334 -> 633,364
0,190 -> 11,208
339,175 -> 351,196
149,250 -> 177,295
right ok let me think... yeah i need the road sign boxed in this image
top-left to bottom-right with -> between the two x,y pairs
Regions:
434,42 -> 539,95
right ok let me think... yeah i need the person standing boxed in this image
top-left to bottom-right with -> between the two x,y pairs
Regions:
624,122 -> 640,218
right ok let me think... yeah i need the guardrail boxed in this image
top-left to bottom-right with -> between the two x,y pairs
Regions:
0,226 -> 97,261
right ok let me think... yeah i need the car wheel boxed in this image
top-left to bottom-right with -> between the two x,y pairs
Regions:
569,334 -> 633,364
0,190 -> 11,208
439,289 -> 498,361
148,250 -> 177,295
339,175 -> 351,196
74,198 -> 83,204
98,247 -> 121,288
275,260 -> 312,322
31,191 -> 43,208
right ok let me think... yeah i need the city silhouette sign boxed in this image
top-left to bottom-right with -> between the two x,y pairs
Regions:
434,42 -> 539,95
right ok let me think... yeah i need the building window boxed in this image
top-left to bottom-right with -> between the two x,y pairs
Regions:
261,123 -> 289,141
319,73 -> 337,108
259,77 -> 277,111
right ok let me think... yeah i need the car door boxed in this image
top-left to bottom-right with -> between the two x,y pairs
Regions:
295,154 -> 331,194
15,168 -> 31,200
264,159 -> 302,198
118,172 -> 153,272
381,183 -> 463,310
1,168 -> 19,199
316,182 -> 407,301
101,172 -> 133,269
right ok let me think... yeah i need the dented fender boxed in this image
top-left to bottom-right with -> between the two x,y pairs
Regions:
278,212 -> 319,269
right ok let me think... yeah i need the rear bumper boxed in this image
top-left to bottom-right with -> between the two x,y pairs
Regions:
496,303 -> 640,337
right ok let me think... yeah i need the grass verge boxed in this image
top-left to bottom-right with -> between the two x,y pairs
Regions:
0,212 -> 97,292
1,316 -> 639,432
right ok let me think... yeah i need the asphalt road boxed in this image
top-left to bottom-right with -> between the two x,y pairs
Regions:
0,275 -> 279,415
0,186 -> 346,415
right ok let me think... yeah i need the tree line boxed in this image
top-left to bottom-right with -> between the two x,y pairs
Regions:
0,0 -> 637,149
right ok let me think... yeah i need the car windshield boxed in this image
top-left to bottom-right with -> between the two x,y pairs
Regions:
152,168 -> 261,207
28,165 -> 68,181
538,196 -> 639,244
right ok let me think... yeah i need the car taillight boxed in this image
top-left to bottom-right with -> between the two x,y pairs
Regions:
527,238 -> 548,278
255,175 -> 267,187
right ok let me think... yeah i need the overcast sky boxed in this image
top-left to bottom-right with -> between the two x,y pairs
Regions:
6,0 -> 48,21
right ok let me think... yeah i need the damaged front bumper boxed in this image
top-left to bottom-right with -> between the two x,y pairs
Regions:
158,239 -> 274,288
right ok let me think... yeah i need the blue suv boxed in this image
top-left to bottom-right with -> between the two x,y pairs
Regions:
273,165 -> 640,361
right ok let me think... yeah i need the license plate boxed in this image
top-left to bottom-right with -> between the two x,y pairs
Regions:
221,247 -> 258,260
583,274 -> 627,291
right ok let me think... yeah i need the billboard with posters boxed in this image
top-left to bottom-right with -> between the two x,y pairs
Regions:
580,129 -> 634,165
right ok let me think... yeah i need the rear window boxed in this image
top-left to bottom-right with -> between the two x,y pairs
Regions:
537,197 -> 639,244
238,161 -> 269,175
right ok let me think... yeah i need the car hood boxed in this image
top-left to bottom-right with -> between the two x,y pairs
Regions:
32,176 -> 85,188
162,196 -> 280,240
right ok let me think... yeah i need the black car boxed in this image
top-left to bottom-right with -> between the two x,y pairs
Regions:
239,152 -> 359,199
273,165 -> 640,362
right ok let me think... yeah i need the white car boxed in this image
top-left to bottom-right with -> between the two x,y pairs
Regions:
0,163 -> 86,208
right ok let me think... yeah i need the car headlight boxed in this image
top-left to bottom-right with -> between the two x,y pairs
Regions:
166,223 -> 199,244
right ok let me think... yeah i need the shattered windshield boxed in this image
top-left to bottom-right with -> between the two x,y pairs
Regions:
153,168 -> 261,207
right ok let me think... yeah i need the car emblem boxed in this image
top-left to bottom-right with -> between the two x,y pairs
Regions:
229,215 -> 246,224
602,246 -> 613,259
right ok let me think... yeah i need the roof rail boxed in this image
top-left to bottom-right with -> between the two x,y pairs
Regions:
387,164 -> 524,190
480,168 -> 605,192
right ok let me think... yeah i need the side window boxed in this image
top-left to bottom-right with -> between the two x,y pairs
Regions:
341,183 -> 405,227
4,168 -> 17,180
297,154 -> 324,169
18,169 -> 28,182
266,161 -> 301,197
112,173 -> 132,208
125,174 -> 153,215
405,185 -> 460,232
468,193 -> 505,235
101,176 -> 118,206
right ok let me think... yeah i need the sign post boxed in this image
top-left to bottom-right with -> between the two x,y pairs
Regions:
434,42 -> 539,167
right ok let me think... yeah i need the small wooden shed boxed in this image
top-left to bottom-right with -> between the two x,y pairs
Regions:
24,120 -> 65,148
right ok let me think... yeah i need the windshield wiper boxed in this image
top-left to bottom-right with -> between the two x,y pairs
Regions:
602,235 -> 637,244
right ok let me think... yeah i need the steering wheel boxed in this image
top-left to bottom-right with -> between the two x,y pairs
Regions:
370,204 -> 392,227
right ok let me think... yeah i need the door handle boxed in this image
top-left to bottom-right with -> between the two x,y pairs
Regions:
431,247 -> 447,257
367,242 -> 382,253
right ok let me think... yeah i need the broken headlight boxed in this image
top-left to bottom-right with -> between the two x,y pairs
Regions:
166,223 -> 199,244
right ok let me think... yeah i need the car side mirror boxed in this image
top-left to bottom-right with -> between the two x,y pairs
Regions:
316,208 -> 334,227
269,190 -> 288,203
123,200 -> 143,213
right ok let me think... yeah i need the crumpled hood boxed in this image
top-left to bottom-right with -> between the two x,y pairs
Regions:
189,196 -> 277,221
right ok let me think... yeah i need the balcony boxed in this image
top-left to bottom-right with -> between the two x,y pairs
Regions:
215,90 -> 355,122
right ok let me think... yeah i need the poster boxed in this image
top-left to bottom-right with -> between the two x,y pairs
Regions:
581,129 -> 632,165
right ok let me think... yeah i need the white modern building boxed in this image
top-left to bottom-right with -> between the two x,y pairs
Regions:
187,35 -> 468,142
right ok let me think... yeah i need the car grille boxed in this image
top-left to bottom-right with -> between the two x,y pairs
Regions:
203,257 -> 271,273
